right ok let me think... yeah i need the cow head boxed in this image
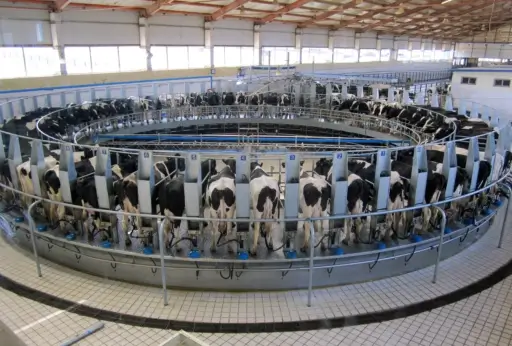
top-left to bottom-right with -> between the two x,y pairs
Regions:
250,162 -> 263,171
281,160 -> 305,169
314,158 -> 332,176
43,169 -> 61,195
222,159 -> 237,173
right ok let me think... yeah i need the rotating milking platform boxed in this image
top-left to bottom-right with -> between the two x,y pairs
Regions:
0,76 -> 511,291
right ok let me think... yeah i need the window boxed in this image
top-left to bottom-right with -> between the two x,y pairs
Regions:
23,47 -> 61,77
119,46 -> 146,72
302,48 -> 333,64
494,79 -> 511,87
65,47 -> 92,74
411,50 -> 423,61
0,47 -> 26,78
333,49 -> 358,63
461,77 -> 477,85
241,47 -> 255,66
359,49 -> 379,62
150,46 -> 168,71
262,47 -> 299,65
434,50 -> 452,60
397,49 -> 411,61
224,47 -> 241,67
90,46 -> 119,73
423,50 -> 434,61
188,46 -> 210,69
380,49 -> 390,62
168,46 -> 188,69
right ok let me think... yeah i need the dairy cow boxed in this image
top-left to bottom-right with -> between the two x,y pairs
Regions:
205,166 -> 236,252
249,162 -> 280,256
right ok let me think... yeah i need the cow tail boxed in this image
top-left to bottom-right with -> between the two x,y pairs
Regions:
151,183 -> 161,215
261,186 -> 277,219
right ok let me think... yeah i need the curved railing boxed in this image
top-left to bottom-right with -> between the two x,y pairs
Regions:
0,76 -> 510,297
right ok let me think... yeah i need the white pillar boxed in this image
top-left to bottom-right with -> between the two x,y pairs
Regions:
415,91 -> 425,105
372,87 -> 379,100
444,95 -> 453,111
356,85 -> 364,98
430,91 -> 439,107
458,100 -> 467,116
388,87 -> 395,102
470,102 -> 479,118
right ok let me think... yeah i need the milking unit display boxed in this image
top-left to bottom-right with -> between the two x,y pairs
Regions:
1,73 -> 511,291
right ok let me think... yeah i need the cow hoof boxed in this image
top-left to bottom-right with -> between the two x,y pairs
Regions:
353,238 -> 360,244
250,249 -> 257,257
175,246 -> 183,253
210,247 -> 217,253
100,235 -> 108,242
320,243 -> 327,251
391,234 -> 398,241
125,238 -> 132,247
300,246 -> 307,253
267,242 -> 274,251
227,246 -> 235,254
342,239 -> 349,246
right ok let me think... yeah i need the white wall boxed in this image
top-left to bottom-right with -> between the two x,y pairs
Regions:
451,68 -> 512,121
0,3 -> 454,52
454,43 -> 512,59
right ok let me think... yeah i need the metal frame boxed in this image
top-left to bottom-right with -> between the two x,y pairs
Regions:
1,76 -> 510,300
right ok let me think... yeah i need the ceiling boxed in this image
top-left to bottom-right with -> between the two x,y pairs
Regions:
6,0 -> 512,41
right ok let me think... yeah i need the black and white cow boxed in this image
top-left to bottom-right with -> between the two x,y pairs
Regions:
249,162 -> 280,256
314,158 -> 372,245
152,175 -> 185,250
391,160 -> 447,233
44,154 -> 97,230
205,166 -> 236,253
154,155 -> 185,181
348,159 -> 409,241
222,92 -> 236,106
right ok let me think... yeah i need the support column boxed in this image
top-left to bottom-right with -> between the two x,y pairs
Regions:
139,17 -> 150,71
355,35 -> 360,62
295,28 -> 302,64
50,12 -> 66,75
205,22 -> 214,70
254,25 -> 261,66
328,30 -> 335,63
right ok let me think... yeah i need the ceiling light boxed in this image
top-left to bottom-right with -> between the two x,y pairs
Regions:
441,0 -> 454,4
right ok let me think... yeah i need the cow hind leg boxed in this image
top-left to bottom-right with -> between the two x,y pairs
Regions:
264,222 -> 274,250
343,217 -> 352,245
251,221 -> 260,256
301,220 -> 310,252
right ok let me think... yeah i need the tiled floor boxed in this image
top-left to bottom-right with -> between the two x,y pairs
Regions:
1,272 -> 512,345
0,210 -> 510,324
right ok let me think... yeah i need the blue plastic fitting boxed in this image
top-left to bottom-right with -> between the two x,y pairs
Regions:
100,241 -> 112,249
333,247 -> 344,255
14,216 -> 24,223
142,247 -> 153,255
482,208 -> 492,216
285,250 -> 297,259
463,218 -> 473,225
66,233 -> 76,241
36,224 -> 48,232
411,235 -> 423,243
444,227 -> 452,235
494,200 -> 503,207
188,249 -> 201,258
237,251 -> 249,260
377,242 -> 387,250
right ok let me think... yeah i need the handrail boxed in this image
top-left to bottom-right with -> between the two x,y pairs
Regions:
1,172 -> 508,233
